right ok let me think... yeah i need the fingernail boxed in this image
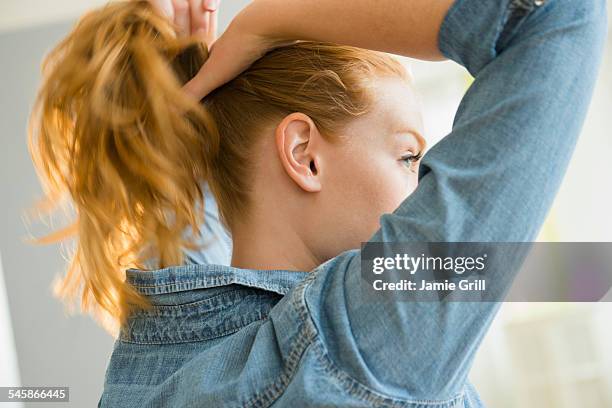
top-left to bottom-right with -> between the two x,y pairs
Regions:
203,0 -> 218,11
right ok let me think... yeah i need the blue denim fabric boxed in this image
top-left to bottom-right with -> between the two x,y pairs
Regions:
99,0 -> 607,406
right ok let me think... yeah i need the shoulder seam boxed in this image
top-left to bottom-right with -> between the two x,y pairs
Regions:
310,337 -> 466,407
239,272 -> 319,408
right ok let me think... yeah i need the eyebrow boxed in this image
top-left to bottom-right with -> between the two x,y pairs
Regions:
393,130 -> 427,150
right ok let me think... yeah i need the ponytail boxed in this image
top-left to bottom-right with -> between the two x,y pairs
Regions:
27,0 -> 218,335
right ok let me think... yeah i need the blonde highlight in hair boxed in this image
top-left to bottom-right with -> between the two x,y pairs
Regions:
28,0 -> 408,336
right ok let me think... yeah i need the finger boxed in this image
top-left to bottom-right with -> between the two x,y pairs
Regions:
183,43 -> 239,100
150,0 -> 174,20
201,0 -> 219,48
202,0 -> 218,11
183,65 -> 218,101
172,0 -> 190,37
208,8 -> 218,46
201,11 -> 212,40
189,0 -> 205,35
193,13 -> 210,45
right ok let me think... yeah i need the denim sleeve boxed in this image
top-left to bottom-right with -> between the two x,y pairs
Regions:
303,0 -> 607,402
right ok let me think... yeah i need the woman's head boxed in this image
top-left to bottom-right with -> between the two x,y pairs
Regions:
205,40 -> 425,268
28,0 -> 424,333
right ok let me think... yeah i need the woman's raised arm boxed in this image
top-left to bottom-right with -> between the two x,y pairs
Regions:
183,0 -> 455,99
287,0 -> 607,403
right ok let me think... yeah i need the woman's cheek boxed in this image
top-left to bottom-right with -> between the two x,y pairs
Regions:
383,169 -> 416,211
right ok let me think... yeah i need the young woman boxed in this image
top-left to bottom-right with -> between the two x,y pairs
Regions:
27,0 -> 606,406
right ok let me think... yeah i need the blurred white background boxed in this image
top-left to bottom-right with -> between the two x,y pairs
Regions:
1,1 -> 611,407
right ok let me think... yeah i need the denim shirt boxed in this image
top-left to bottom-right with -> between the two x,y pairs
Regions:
98,0 -> 607,406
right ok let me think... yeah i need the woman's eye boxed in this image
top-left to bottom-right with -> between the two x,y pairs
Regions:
400,152 -> 423,169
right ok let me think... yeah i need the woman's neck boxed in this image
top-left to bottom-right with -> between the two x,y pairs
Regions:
230,220 -> 320,272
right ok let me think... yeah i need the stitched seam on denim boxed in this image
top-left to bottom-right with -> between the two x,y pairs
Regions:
127,292 -> 272,318
129,275 -> 292,296
118,324 -> 244,345
128,276 -> 272,289
126,264 -> 307,279
130,287 -> 277,314
119,310 -> 270,344
120,297 -> 276,343
126,265 -> 308,288
130,288 -> 241,313
237,273 -> 319,408
310,338 -> 465,408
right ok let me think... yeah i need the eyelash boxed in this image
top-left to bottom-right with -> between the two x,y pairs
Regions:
400,151 -> 423,166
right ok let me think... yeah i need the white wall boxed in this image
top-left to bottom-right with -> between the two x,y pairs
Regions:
0,0 -> 108,33
0,252 -> 23,408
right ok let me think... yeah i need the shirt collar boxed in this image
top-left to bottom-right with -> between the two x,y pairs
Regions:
125,263 -> 310,296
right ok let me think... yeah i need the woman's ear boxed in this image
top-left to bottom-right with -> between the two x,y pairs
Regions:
275,112 -> 323,193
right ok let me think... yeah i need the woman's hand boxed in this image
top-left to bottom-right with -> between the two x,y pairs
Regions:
148,0 -> 220,48
148,0 -> 284,100
182,2 -> 297,100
